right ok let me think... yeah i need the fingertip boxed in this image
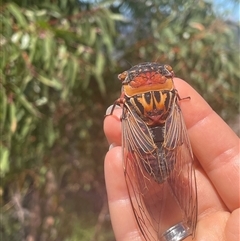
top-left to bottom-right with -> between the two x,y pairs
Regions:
173,77 -> 195,91
173,78 -> 213,129
104,106 -> 122,145
105,104 -> 122,116
225,209 -> 240,241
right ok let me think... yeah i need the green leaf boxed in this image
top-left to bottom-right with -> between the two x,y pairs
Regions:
38,75 -> 62,90
95,52 -> 106,94
81,70 -> 91,90
95,74 -> 105,95
11,85 -> 41,117
95,52 -> 105,76
43,34 -> 54,69
18,117 -> 33,140
0,145 -> 10,176
9,102 -> 17,133
0,86 -> 7,131
89,28 -> 96,46
95,17 -> 113,53
29,36 -> 38,62
69,58 -> 78,88
7,3 -> 28,28
109,13 -> 127,22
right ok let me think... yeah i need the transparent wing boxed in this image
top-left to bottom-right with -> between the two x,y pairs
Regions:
122,104 -> 160,241
121,101 -> 197,241
165,103 -> 198,235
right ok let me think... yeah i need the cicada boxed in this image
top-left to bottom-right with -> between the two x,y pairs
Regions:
109,63 -> 197,241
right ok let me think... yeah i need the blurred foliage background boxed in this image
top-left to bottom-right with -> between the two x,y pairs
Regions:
0,0 -> 239,240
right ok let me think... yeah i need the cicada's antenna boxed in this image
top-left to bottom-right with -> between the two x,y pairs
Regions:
125,60 -> 133,68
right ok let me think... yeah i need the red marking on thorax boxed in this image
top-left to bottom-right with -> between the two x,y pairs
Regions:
130,72 -> 167,88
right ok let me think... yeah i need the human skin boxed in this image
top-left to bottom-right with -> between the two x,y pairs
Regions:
103,78 -> 240,241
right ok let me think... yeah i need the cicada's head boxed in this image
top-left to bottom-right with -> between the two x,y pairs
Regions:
118,63 -> 175,97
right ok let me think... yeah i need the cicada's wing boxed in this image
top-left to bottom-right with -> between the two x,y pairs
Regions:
121,101 -> 197,241
164,102 -> 198,235
122,104 -> 161,241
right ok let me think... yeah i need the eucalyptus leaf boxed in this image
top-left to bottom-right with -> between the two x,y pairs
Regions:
0,145 -> 9,176
7,3 -> 28,28
11,85 -> 41,117
38,75 -> 62,90
9,102 -> 17,133
0,87 -> 7,131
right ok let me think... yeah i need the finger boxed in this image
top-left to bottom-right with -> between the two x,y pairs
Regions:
225,209 -> 240,241
194,211 -> 230,241
104,146 -> 142,240
174,78 -> 239,211
104,105 -> 122,146
195,164 -> 227,218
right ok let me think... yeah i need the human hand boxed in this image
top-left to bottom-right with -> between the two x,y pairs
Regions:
103,78 -> 239,241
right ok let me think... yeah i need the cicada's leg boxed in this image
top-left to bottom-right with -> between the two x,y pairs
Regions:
104,97 -> 126,117
174,89 -> 191,102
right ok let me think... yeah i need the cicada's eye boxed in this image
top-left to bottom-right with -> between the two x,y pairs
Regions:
118,71 -> 128,82
165,65 -> 173,72
164,64 -> 174,77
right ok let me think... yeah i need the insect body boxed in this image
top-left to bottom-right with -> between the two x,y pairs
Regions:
111,63 -> 197,241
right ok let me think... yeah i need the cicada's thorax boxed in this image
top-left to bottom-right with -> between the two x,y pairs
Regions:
126,90 -> 176,127
119,63 -> 177,127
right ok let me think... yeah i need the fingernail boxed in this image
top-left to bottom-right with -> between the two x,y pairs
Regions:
105,105 -> 122,115
109,143 -> 117,150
